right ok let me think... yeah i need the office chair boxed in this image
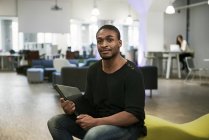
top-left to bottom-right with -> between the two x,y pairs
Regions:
52,58 -> 76,86
53,58 -> 76,72
144,52 -> 156,65
184,57 -> 208,83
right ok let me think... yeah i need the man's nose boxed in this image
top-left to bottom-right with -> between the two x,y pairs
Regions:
100,41 -> 108,47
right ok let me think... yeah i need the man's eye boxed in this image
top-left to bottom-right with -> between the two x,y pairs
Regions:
97,40 -> 102,44
107,38 -> 113,42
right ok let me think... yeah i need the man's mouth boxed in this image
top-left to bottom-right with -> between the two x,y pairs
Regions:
101,50 -> 109,53
100,49 -> 111,53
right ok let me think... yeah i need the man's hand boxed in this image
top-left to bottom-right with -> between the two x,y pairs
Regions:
76,114 -> 98,130
60,98 -> 76,115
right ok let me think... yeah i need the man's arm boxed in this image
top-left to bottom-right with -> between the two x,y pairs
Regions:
76,111 -> 138,129
96,111 -> 139,126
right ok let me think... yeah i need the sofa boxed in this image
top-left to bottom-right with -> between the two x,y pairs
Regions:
139,66 -> 158,98
60,65 -> 158,97
52,58 -> 99,86
29,59 -> 56,81
141,113 -> 209,140
61,67 -> 88,91
80,58 -> 99,67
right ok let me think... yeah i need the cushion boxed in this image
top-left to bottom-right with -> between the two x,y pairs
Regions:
141,114 -> 209,140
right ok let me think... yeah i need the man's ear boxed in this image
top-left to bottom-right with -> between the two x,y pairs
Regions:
118,40 -> 122,48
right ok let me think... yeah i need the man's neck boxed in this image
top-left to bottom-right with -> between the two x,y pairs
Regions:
102,55 -> 127,74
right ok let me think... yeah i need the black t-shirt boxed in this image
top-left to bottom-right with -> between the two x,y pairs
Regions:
74,60 -> 145,127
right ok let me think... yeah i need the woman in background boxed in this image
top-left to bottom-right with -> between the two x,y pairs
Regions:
176,34 -> 193,72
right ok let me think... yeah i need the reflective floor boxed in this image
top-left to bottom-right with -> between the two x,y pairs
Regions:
0,72 -> 208,140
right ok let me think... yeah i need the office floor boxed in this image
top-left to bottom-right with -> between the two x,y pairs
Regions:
0,72 -> 209,140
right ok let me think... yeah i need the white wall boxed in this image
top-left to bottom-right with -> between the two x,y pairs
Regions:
1,0 -> 174,63
164,10 -> 187,47
164,2 -> 209,69
18,0 -> 71,33
0,21 -> 1,50
0,0 -> 16,16
190,4 -> 209,69
17,0 -> 138,33
128,0 -> 170,65
71,0 -> 138,23
147,12 -> 164,51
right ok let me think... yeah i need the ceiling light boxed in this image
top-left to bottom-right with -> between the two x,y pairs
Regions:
126,15 -> 133,25
91,7 -> 100,16
208,0 -> 209,5
90,15 -> 98,22
51,0 -> 62,11
91,0 -> 100,16
165,5 -> 175,14
51,5 -> 62,11
125,5 -> 133,25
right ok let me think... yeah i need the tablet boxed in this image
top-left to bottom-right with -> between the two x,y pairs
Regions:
54,84 -> 95,115
54,84 -> 82,100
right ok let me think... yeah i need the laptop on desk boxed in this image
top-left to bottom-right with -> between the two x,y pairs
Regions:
169,44 -> 181,52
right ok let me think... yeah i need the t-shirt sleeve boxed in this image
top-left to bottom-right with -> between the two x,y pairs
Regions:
124,68 -> 145,125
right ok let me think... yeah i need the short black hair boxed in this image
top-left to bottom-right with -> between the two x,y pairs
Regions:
96,25 -> 121,40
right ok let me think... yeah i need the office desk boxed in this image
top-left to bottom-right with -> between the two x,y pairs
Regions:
165,51 -> 181,79
0,53 -> 21,70
147,51 -> 182,79
201,59 -> 209,85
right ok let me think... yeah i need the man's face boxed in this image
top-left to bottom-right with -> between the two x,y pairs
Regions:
96,29 -> 122,60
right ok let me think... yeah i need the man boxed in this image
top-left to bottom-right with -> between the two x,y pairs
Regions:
48,25 -> 146,140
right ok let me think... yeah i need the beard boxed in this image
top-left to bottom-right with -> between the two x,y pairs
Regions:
101,56 -> 113,60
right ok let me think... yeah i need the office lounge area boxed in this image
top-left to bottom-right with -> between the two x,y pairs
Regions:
0,0 -> 209,139
1,71 -> 209,139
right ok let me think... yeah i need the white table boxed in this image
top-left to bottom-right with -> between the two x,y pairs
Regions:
147,51 -> 182,79
165,51 -> 181,79
203,59 -> 209,62
0,52 -> 21,70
